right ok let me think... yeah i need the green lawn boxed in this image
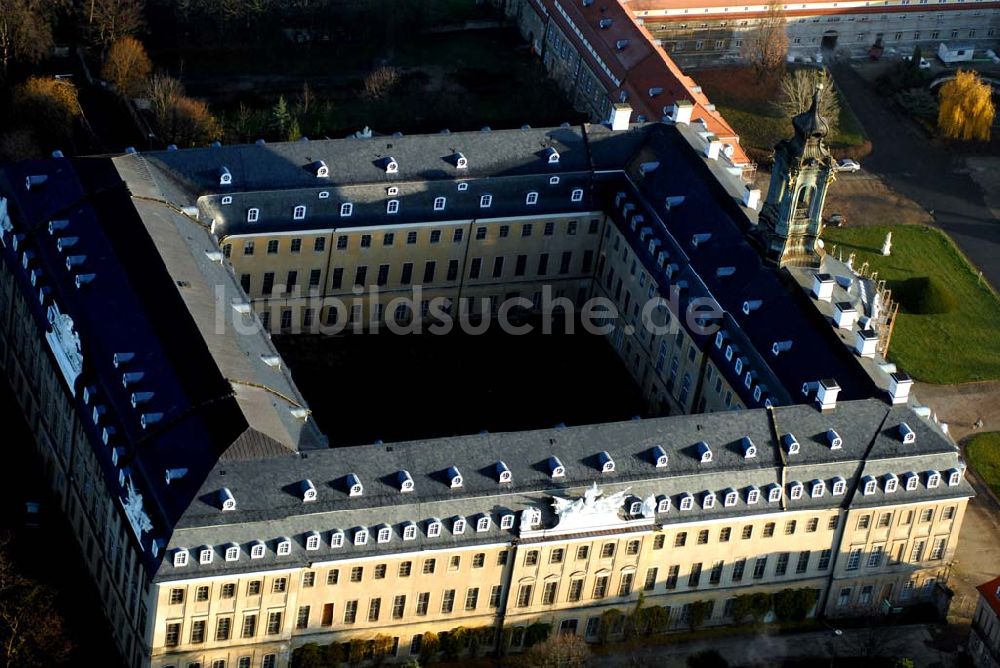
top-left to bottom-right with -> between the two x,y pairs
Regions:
821,224 -> 1000,384
966,432 -> 1000,497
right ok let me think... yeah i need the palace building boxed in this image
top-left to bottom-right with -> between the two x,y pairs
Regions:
0,105 -> 971,668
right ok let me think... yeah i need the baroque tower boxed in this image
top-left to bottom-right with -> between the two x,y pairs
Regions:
755,85 -> 836,268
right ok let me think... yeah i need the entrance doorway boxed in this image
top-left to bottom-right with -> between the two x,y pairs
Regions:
822,30 -> 839,50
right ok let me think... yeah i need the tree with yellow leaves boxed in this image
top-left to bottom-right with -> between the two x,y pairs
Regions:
101,36 -> 152,97
937,70 -> 995,141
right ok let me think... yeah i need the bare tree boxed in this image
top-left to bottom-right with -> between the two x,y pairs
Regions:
0,0 -> 57,80
0,532 -> 73,666
363,65 -> 400,100
518,633 -> 591,668
777,68 -> 841,135
85,0 -> 144,49
101,35 -> 152,96
740,0 -> 788,81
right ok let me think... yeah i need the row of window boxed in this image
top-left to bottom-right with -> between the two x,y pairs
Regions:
844,535 -> 949,571
238,250 -> 593,297
237,188 -> 587,223
229,218 -> 601,258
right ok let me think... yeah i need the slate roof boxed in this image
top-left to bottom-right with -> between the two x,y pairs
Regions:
158,399 -> 970,582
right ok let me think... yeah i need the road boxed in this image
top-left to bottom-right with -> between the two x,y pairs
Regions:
597,622 -> 952,666
831,63 -> 1000,291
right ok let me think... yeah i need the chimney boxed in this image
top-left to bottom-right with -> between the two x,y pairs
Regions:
671,100 -> 694,125
742,186 -> 761,210
855,328 -> 878,358
704,134 -> 721,160
888,371 -> 912,405
811,273 -> 835,302
833,302 -> 858,330
610,103 -> 632,131
816,378 -> 840,412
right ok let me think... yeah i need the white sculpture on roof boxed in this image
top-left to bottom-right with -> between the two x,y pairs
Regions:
122,478 -> 153,540
641,494 -> 658,519
549,482 -> 633,531
44,302 -> 83,396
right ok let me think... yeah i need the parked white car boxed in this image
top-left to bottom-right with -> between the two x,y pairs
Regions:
837,159 -> 861,173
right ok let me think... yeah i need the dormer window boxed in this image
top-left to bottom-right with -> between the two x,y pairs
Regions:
458,182 -> 469,191
377,525 -> 392,543
832,477 -> 846,495
598,451 -> 615,473
277,538 -> 292,556
548,456 -> 565,478
340,202 -> 353,217
725,345 -> 734,361
549,176 -> 560,185
447,466 -> 463,488
885,474 -> 898,493
629,500 -> 642,515
387,186 -> 399,196
219,167 -> 232,186
734,357 -> 744,375
545,147 -> 560,164
301,479 -> 317,502
346,473 -> 363,496
496,461 -> 512,483
742,437 -> 756,458
247,208 -> 259,223
220,488 -> 236,511
354,528 -> 368,546
385,157 -> 399,174
480,194 -> 492,208
899,422 -> 916,444
679,493 -> 694,511
331,531 -> 344,548
827,429 -> 843,450
715,331 -> 725,349
318,191 -> 330,199
526,191 -> 539,205
476,515 -> 491,532
427,520 -> 442,538
500,514 -> 515,529
783,433 -> 800,454
658,497 -> 671,512
811,480 -> 825,498
862,476 -> 877,495
948,468 -> 962,486
724,489 -> 738,507
293,205 -> 306,220
305,532 -> 320,550
790,482 -> 804,500
225,544 -> 240,561
768,484 -> 782,503
904,471 -> 919,490
434,197 -> 446,211
652,445 -> 668,467
455,153 -> 468,169
221,195 -> 233,205
313,160 -> 329,178
199,547 -> 213,564
697,441 -> 712,463
753,386 -> 762,403
747,486 -> 760,504
386,199 -> 399,215
251,542 -> 265,559
173,549 -> 189,567
927,471 -> 940,488
453,517 -> 467,534
403,522 -> 417,541
398,470 -> 414,492
571,188 -> 584,203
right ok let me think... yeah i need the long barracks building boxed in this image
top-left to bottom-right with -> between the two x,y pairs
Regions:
0,109 -> 972,667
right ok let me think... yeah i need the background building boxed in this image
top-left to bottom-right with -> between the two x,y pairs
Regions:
971,576 -> 1000,668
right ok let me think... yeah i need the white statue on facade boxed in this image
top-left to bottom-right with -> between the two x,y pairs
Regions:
640,494 -> 658,519
123,479 -> 154,538
550,483 -> 632,531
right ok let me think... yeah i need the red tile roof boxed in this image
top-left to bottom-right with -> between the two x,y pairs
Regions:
531,0 -> 750,166
977,576 -> 1000,619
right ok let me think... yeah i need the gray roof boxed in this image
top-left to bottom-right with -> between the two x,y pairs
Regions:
158,399 -> 970,582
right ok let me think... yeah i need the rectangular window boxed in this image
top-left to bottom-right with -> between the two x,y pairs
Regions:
261,272 -> 275,296
582,250 -> 593,273
857,515 -> 871,530
796,551 -> 810,574
423,559 -> 435,574
350,566 -> 363,583
514,254 -> 527,277
592,576 -> 608,599
542,582 -> 558,605
267,239 -> 279,254
775,552 -> 790,576
321,604 -> 334,627
423,261 -> 436,283
377,264 -> 389,287
698,530 -> 709,545
752,557 -> 767,579
465,587 -> 480,610
930,538 -> 946,560
165,622 -> 180,647
868,545 -> 884,568
191,619 -> 206,644
709,561 -> 724,585
296,606 -> 310,629
828,516 -> 839,531
430,230 -> 441,244
618,572 -> 634,596
846,548 -> 863,571
719,527 -> 731,542
675,532 -> 687,547
785,520 -> 797,535
763,523 -> 775,538
367,598 -> 381,622
393,595 -> 406,620
416,593 -> 430,616
643,568 -> 658,591
354,266 -> 367,287
343,601 -> 358,624
476,226 -> 487,240
492,256 -> 504,278
688,562 -> 702,587
442,589 -> 456,613
241,614 -> 257,638
521,223 -> 533,237
266,611 -> 282,635
360,234 -> 372,248
568,579 -> 584,602
447,259 -> 459,281
327,569 -> 340,585
309,269 -> 321,288
314,237 -> 326,252
742,525 -> 753,540
453,228 -> 463,243
490,585 -> 503,608
818,549 -> 832,571
248,581 -> 261,596
665,565 -> 680,589
290,238 -> 302,253
559,251 -> 572,274
215,617 -> 232,641
731,558 -> 746,583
